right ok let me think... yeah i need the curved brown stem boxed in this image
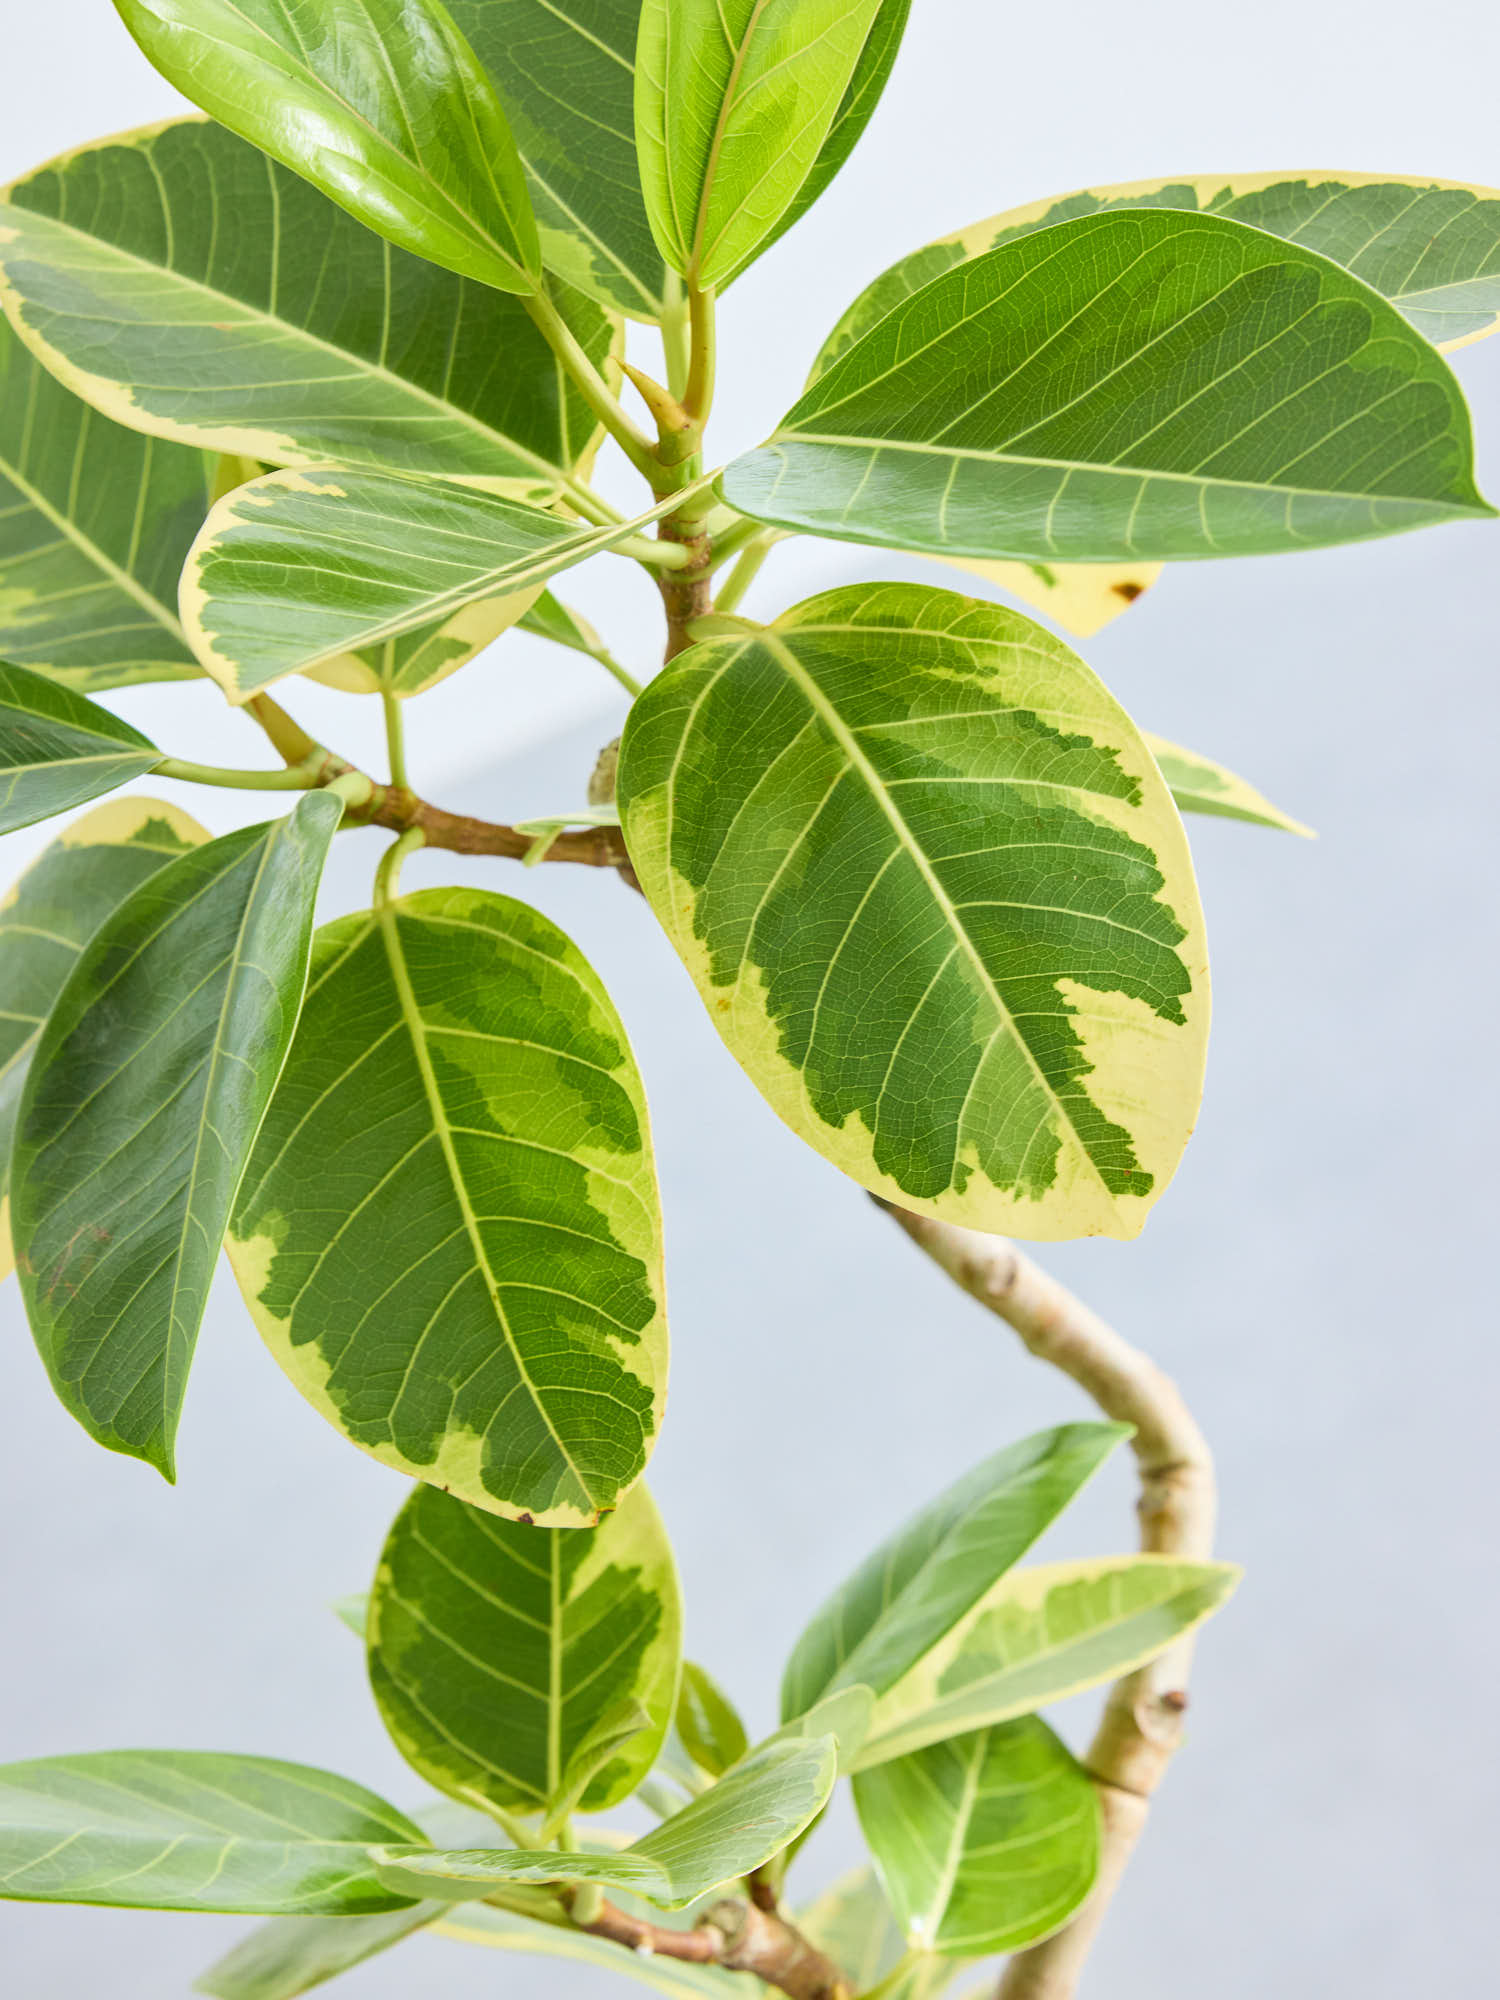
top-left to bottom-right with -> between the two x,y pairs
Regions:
575,1894 -> 849,2000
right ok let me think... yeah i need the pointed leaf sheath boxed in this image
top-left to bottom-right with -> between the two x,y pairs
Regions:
634,0 -> 888,288
0,663 -> 161,834
11,793 -> 342,1475
0,320 -> 210,690
0,120 -> 612,491
618,584 -> 1209,1241
114,0 -> 540,294
0,1752 -> 425,1914
782,1425 -> 1128,1719
228,887 -> 667,1523
370,1483 -> 680,1816
0,800 -> 210,1280
1145,734 -> 1312,836
853,1720 -> 1100,1956
722,209 -> 1491,563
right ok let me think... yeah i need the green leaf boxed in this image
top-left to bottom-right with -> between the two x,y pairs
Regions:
815,171 -> 1500,371
1144,733 -> 1313,836
12,794 -> 341,1475
634,0 -> 887,288
0,1751 -> 424,1914
0,662 -> 160,834
372,1733 -> 839,1908
0,798 -> 209,1284
115,0 -> 540,295
430,1900 -> 762,2000
855,1556 -> 1241,1769
618,583 -> 1209,1241
782,1425 -> 1128,1720
520,590 -> 612,662
923,555 -> 1163,642
0,120 -> 613,493
197,1906 -> 441,2000
332,1593 -> 370,1639
228,886 -> 667,1523
722,209 -> 1492,563
676,1662 -> 749,1778
795,1865 -> 907,1994
370,1482 -> 680,1818
0,319 -> 210,690
182,468 -> 675,699
853,1719 -> 1099,1955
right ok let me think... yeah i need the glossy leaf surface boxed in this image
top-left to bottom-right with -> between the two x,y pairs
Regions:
0,799 -> 208,1282
0,662 -> 159,834
0,319 -> 209,690
857,1556 -> 1240,1768
853,1719 -> 1099,1954
783,1425 -> 1127,1718
619,585 -> 1209,1240
183,469 -> 671,699
635,0 -> 886,287
370,1482 -> 680,1815
115,0 -> 540,294
1146,733 -> 1312,836
0,121 -> 612,492
676,1662 -> 749,1777
723,210 -> 1491,562
373,1733 -> 839,1908
0,1752 -> 422,1914
229,887 -> 667,1523
13,794 -> 341,1474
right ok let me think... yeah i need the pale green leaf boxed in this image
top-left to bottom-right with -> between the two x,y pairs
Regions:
0,798 -> 208,1284
0,319 -> 209,690
0,120 -> 613,494
854,1719 -> 1099,1956
228,887 -> 667,1523
0,1752 -> 423,1914
795,1865 -> 906,1994
783,1425 -> 1128,1720
372,1733 -> 839,1908
1144,733 -> 1313,836
370,1482 -> 680,1816
520,590 -> 612,662
618,584 -> 1209,1241
12,794 -> 341,1475
431,1900 -> 761,2000
856,1557 -> 1241,1769
676,1662 -> 749,1778
115,0 -> 540,294
332,1593 -> 369,1639
197,1906 -> 441,2000
723,210 -> 1491,563
0,662 -> 160,834
634,0 -> 887,288
182,469 -> 674,699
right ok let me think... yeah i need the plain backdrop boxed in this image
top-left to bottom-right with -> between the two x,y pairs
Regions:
2,3 -> 1498,1995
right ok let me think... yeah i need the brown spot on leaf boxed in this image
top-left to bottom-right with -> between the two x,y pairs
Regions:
516,1512 -> 535,1526
1112,582 -> 1146,603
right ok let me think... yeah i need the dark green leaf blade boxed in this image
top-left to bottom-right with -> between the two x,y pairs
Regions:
723,209 -> 1492,562
115,0 -> 540,293
852,1719 -> 1099,1955
0,319 -> 209,690
370,1482 -> 681,1817
228,886 -> 667,1523
0,1752 -> 424,1914
782,1425 -> 1128,1720
12,793 -> 342,1474
0,121 -> 613,491
0,662 -> 159,833
618,584 -> 1209,1241
0,798 -> 209,1281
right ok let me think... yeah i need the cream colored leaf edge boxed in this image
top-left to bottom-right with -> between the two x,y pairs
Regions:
1144,731 -> 1314,838
926,554 -> 1164,638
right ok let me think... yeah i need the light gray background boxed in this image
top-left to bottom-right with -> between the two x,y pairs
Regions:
2,2 -> 1498,1993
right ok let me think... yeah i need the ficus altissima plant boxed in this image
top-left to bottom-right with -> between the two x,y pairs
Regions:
0,2 -> 1494,1995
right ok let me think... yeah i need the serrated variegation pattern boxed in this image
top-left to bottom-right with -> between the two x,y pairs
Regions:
619,584 -> 1208,1240
853,1719 -> 1099,1955
228,886 -> 666,1524
12,794 -> 341,1475
783,1425 -> 1126,1718
0,1752 -> 424,1914
0,662 -> 160,834
634,0 -> 886,288
1144,733 -> 1312,836
856,1556 -> 1240,1769
723,210 -> 1491,564
0,320 -> 208,689
0,797 -> 207,1281
182,468 -> 670,698
370,1483 -> 680,1816
0,120 -> 611,492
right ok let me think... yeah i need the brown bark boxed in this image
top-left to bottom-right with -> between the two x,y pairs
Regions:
575,1895 -> 849,2000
